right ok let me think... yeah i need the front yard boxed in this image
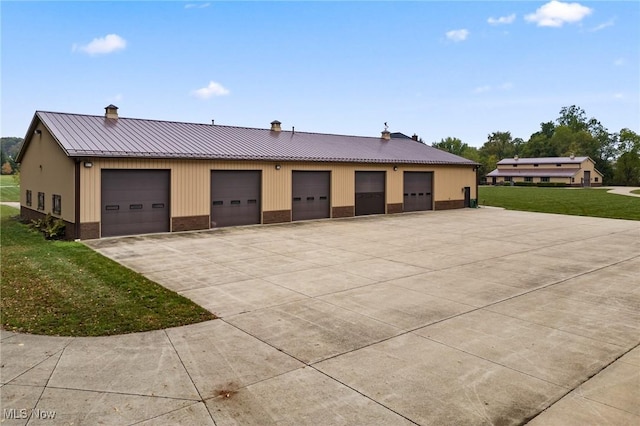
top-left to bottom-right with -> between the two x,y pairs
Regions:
0,205 -> 215,336
478,186 -> 640,221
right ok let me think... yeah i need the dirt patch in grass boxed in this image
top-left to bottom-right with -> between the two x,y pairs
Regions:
0,205 -> 215,336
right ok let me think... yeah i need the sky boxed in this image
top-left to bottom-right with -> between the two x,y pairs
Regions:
2,1 -> 639,147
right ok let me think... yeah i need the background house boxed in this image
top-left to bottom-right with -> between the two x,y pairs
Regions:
17,106 -> 478,239
486,156 -> 603,187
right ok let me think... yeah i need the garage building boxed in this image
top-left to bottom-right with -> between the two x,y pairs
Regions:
17,106 -> 478,239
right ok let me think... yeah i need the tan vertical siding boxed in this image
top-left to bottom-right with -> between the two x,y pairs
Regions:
432,166 -> 477,201
80,159 -> 476,225
20,126 -> 76,222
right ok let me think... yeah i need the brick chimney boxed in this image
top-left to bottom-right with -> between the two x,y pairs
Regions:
411,134 -> 419,141
270,120 -> 282,132
381,122 -> 390,141
105,104 -> 119,119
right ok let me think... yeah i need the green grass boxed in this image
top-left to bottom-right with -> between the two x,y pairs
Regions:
478,186 -> 640,221
632,189 -> 640,195
0,205 -> 215,336
0,174 -> 20,202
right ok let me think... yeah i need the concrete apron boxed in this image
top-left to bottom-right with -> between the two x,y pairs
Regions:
2,208 -> 639,425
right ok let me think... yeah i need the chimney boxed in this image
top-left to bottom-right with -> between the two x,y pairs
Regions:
381,121 -> 390,141
105,104 -> 119,120
270,120 -> 282,132
411,134 -> 419,141
570,153 -> 575,160
514,155 -> 519,161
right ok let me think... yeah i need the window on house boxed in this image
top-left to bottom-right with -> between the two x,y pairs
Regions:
556,164 -> 562,167
52,195 -> 61,215
26,190 -> 32,206
504,176 -> 512,182
533,164 -> 539,167
524,177 -> 533,183
512,164 -> 518,167
541,177 -> 550,183
595,177 -> 599,182
37,192 -> 45,211
571,178 -> 575,183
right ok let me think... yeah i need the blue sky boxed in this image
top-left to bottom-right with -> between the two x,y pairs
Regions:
2,1 -> 638,147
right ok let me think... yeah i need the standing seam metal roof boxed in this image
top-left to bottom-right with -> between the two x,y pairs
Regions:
31,111 -> 476,165
497,157 -> 589,165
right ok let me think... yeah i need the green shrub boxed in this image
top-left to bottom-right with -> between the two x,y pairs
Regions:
536,182 -> 568,187
30,214 -> 66,240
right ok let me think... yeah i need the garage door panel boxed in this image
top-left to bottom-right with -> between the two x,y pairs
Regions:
211,171 -> 261,228
292,171 -> 330,221
101,170 -> 170,237
355,171 -> 385,216
403,172 -> 433,212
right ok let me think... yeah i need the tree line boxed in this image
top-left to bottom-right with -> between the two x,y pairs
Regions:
1,137 -> 23,175
430,106 -> 640,186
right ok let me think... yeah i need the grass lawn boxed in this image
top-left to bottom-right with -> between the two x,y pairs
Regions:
632,189 -> 640,195
0,205 -> 215,336
0,174 -> 20,202
478,186 -> 640,221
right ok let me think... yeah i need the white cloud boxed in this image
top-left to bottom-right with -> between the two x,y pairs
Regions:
192,81 -> 230,99
590,18 -> 615,32
445,29 -> 469,42
473,85 -> 491,94
488,14 -> 516,25
473,82 -> 514,94
73,34 -> 127,55
525,1 -> 592,27
613,93 -> 624,99
185,2 -> 210,9
613,58 -> 625,66
108,93 -> 124,103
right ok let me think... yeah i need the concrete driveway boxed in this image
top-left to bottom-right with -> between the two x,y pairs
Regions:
2,208 -> 639,425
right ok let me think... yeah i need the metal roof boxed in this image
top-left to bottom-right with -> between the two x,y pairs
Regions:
25,111 -> 476,166
498,156 -> 589,165
486,168 -> 578,178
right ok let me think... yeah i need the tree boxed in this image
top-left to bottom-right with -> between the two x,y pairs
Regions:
557,105 -> 588,132
1,161 -> 13,175
614,152 -> 640,186
480,131 -> 516,159
432,137 -> 469,157
619,128 -> 640,153
0,137 -> 22,174
614,129 -> 640,186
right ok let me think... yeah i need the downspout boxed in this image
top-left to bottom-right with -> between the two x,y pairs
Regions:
475,166 -> 479,207
74,159 -> 81,239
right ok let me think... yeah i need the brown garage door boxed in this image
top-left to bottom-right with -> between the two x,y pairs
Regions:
211,170 -> 261,228
355,171 -> 385,216
292,171 -> 330,221
403,172 -> 433,212
101,169 -> 170,237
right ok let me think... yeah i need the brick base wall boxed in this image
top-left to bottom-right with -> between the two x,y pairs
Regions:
332,206 -> 354,218
387,203 -> 403,214
263,210 -> 291,224
21,207 -> 79,240
172,215 -> 209,232
79,222 -> 100,240
434,200 -> 465,210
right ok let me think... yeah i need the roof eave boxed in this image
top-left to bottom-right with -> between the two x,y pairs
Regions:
67,151 -> 477,166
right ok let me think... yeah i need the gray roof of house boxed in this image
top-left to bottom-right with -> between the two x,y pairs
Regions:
498,156 -> 589,165
486,169 -> 578,178
21,111 -> 476,166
